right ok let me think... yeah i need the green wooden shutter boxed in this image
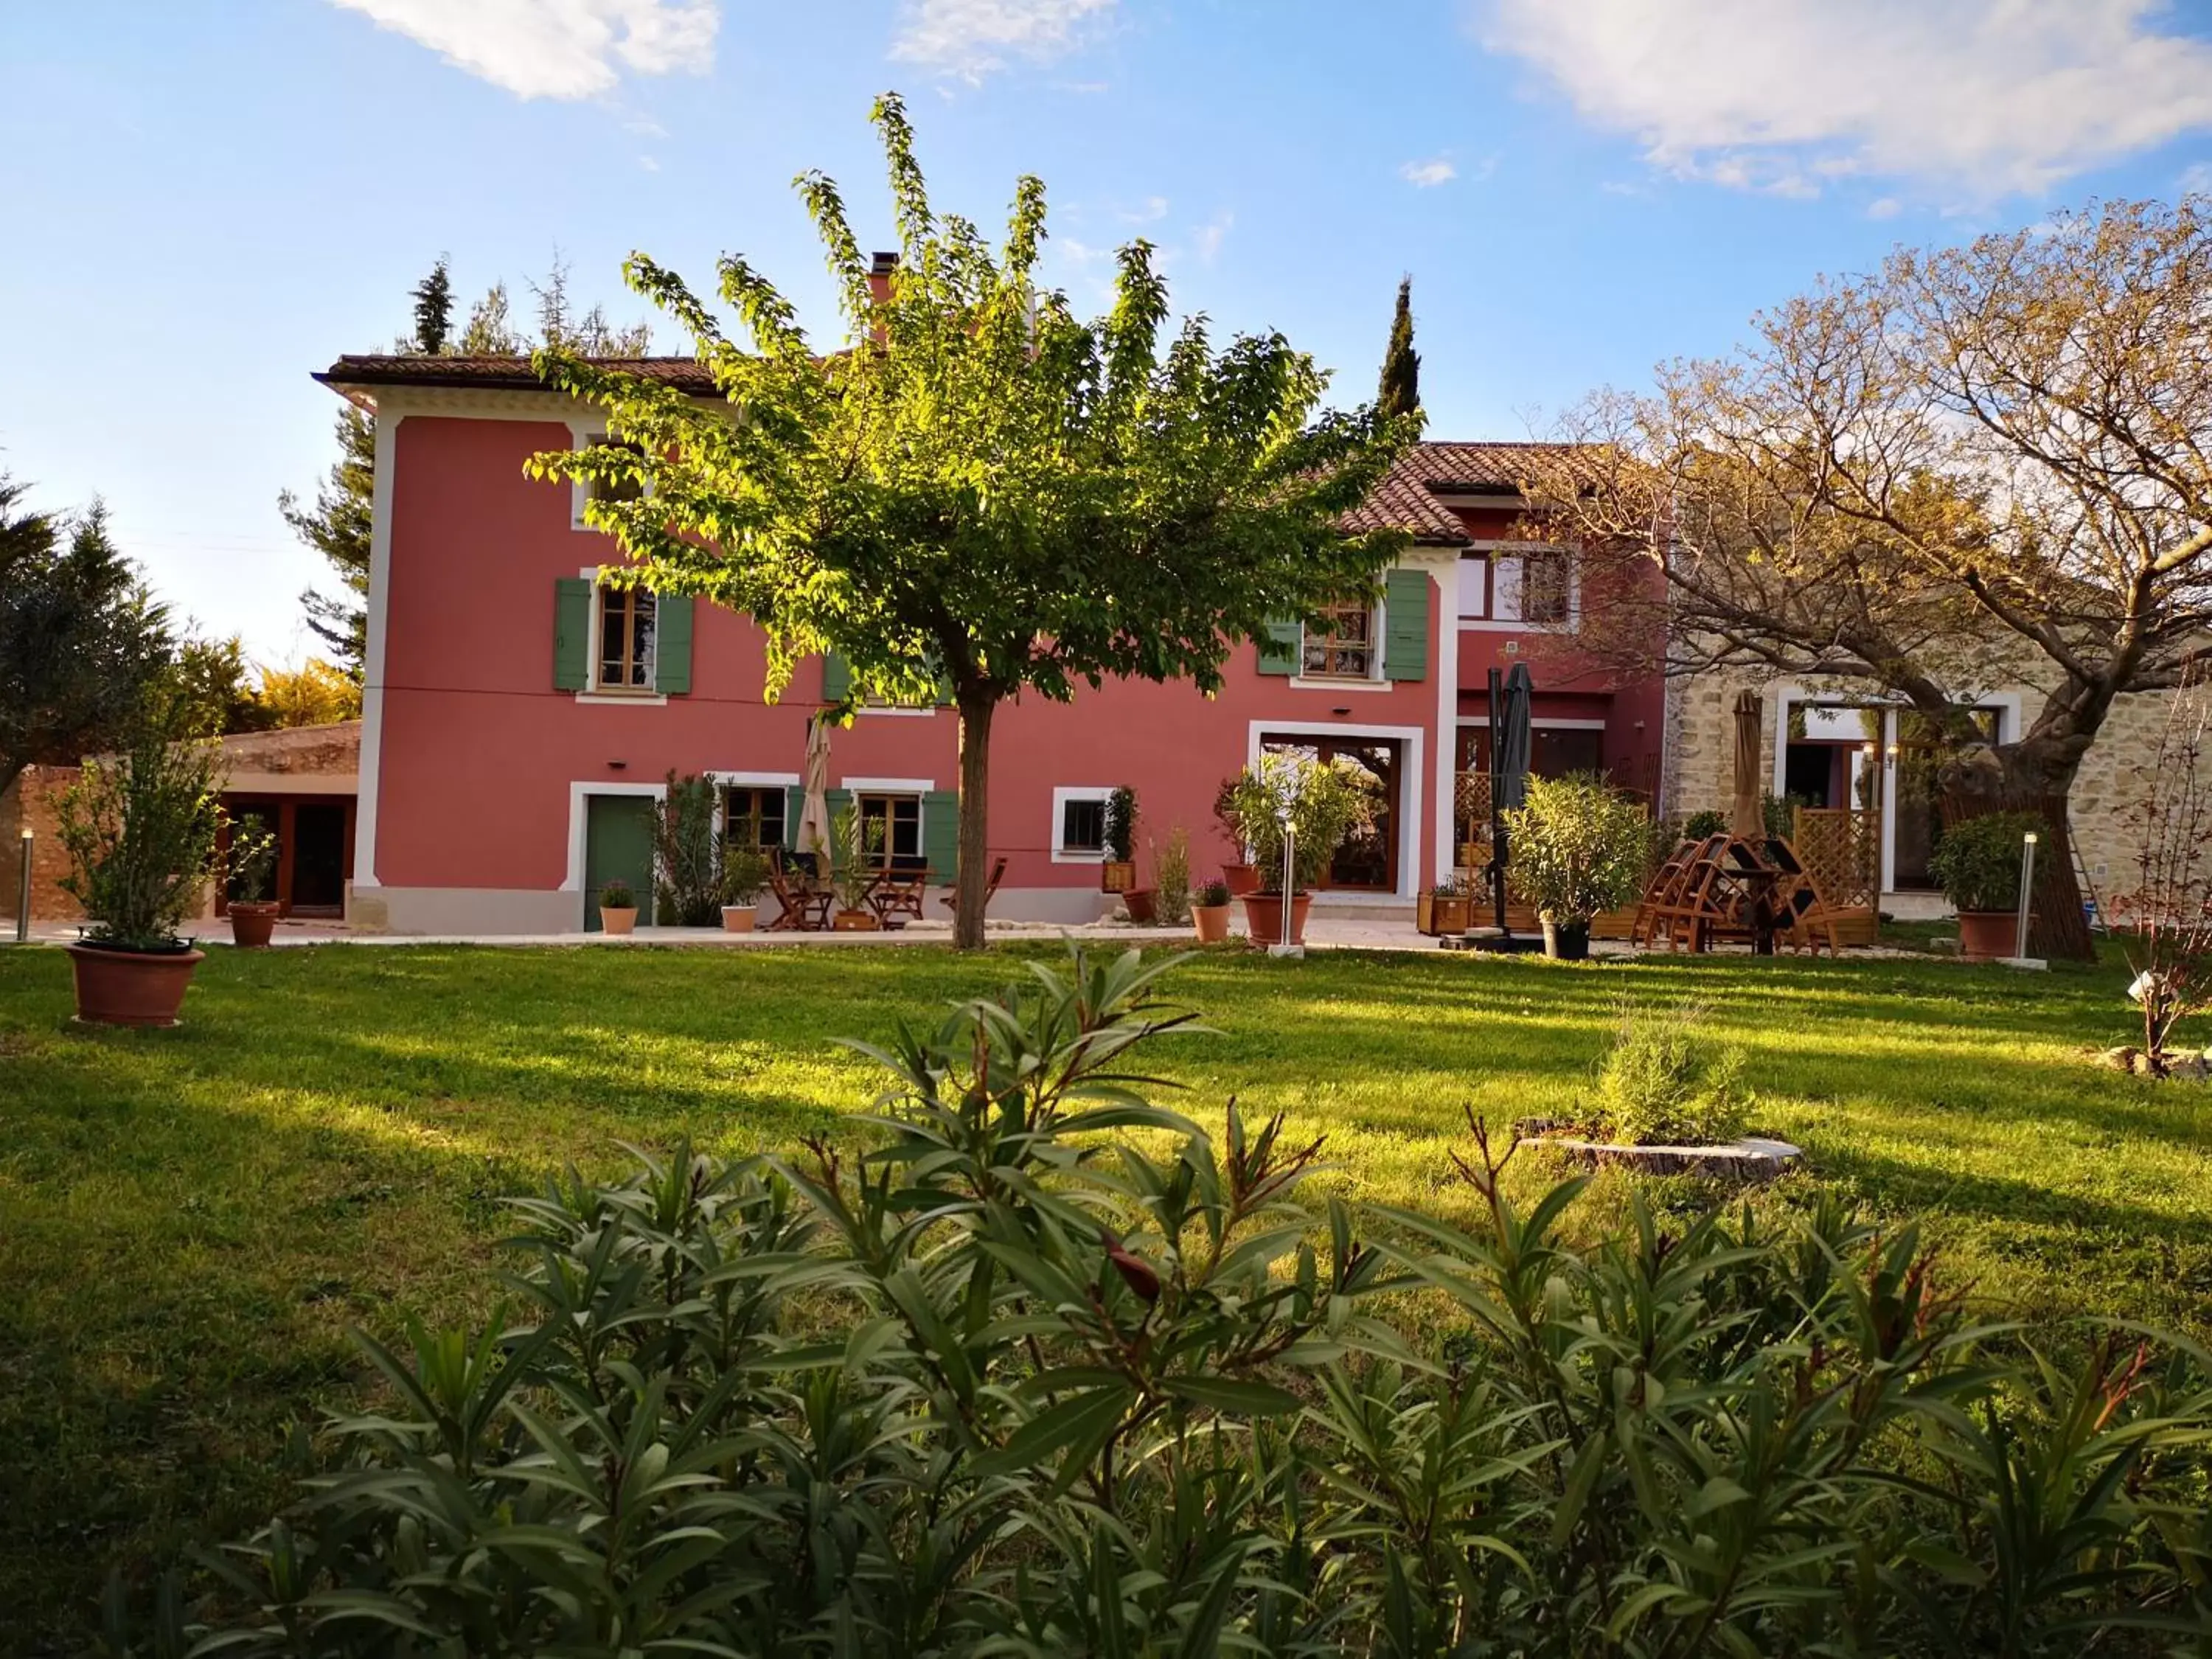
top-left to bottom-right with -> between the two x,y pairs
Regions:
1382,568 -> 1430,682
653,593 -> 693,694
922,789 -> 959,879
785,785 -> 807,852
821,652 -> 850,702
824,787 -> 853,858
1256,618 -> 1302,675
554,578 -> 592,690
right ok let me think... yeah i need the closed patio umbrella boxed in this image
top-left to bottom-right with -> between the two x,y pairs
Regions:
1494,664 -> 1534,812
798,713 -> 834,876
1731,690 -> 1765,841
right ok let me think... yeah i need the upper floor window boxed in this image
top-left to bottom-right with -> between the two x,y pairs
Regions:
1302,602 -> 1377,679
597,582 -> 656,691
1461,547 -> 1575,626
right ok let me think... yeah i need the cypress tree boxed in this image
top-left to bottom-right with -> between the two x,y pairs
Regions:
411,255 -> 453,355
1377,275 -> 1420,419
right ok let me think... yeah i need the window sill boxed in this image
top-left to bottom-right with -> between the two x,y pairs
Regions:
575,689 -> 669,706
1051,848 -> 1109,865
853,705 -> 941,718
1287,675 -> 1395,693
1460,618 -> 1578,633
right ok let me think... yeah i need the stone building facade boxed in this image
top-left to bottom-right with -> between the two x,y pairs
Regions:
0,766 -> 83,924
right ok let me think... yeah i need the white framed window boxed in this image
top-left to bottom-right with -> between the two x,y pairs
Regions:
595,580 -> 657,691
568,425 -> 647,531
1051,786 -> 1115,862
1301,602 -> 1380,679
1461,543 -> 1578,630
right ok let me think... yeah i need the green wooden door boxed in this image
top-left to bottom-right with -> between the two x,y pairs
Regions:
582,794 -> 655,932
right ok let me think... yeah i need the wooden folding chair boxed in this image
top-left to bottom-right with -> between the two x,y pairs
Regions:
869,855 -> 932,929
765,849 -> 833,932
941,856 -> 1008,923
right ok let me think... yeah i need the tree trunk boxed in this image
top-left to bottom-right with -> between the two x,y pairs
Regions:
953,695 -> 995,951
1941,741 -> 2095,962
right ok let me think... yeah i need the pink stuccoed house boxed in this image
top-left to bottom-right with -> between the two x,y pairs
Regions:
316,351 -> 1667,935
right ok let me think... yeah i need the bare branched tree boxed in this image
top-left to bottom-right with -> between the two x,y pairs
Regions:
1514,199 -> 2212,959
2117,670 -> 2212,1072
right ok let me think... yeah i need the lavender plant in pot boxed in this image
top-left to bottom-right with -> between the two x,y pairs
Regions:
55,718 -> 224,1026
1191,877 -> 1233,944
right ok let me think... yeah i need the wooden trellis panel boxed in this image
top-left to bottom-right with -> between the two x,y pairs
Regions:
1792,807 -> 1880,943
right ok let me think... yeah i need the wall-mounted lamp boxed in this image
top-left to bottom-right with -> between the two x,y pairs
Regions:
608,759 -> 628,771
1331,706 -> 1351,717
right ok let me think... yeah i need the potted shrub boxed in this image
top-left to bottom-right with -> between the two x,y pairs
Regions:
1503,773 -> 1651,961
1929,810 -> 2043,961
719,845 -> 768,933
1192,877 -> 1233,943
1214,777 -> 1259,895
54,720 -> 223,1026
830,804 -> 883,931
1099,785 -> 1138,894
598,879 -> 639,935
223,818 -> 281,949
1231,754 -> 1367,946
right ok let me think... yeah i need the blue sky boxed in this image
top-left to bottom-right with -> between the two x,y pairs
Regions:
9,0 -> 2212,662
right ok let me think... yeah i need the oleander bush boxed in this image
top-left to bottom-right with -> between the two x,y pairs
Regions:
133,950 -> 2212,1655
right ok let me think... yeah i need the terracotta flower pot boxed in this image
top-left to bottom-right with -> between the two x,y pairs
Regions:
1192,902 -> 1231,944
1124,888 -> 1157,925
66,942 -> 204,1028
1239,891 -> 1312,946
1222,863 -> 1260,897
1541,918 -> 1591,961
599,905 -> 638,936
227,901 -> 279,949
1957,910 -> 2030,963
720,904 -> 758,933
833,908 -> 880,931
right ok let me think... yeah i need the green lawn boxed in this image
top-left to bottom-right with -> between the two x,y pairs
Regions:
1,937 -> 2205,1652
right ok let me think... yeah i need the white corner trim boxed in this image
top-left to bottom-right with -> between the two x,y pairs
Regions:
838,776 -> 937,794
1431,554 -> 1460,889
1245,720 -> 1427,901
563,779 -> 668,893
1051,785 -> 1115,863
352,411 -> 402,891
1288,675 -> 1397,694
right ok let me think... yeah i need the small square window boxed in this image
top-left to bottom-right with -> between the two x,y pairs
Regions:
1301,603 -> 1375,678
723,787 -> 786,851
1061,797 -> 1106,855
858,794 -> 922,866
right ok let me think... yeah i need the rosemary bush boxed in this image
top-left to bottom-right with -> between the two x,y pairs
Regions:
147,950 -> 2212,1656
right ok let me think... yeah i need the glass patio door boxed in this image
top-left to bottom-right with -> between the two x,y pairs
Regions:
1258,736 -> 1400,891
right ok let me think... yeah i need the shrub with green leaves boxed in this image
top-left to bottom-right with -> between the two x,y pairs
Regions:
1504,771 -> 1652,922
55,714 -> 223,950
139,950 -> 2212,1656
1590,998 -> 1751,1145
1930,810 -> 2045,912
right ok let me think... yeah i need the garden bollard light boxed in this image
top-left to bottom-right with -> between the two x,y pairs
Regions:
2015,831 -> 2038,960
15,827 -> 29,945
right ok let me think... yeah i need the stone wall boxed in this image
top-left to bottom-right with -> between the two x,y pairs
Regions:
1662,661 -> 2180,908
0,766 -> 84,923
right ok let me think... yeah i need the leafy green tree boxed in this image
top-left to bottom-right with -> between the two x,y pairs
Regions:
1377,274 -> 1419,419
160,634 -> 271,738
533,94 -> 1419,947
0,482 -> 172,799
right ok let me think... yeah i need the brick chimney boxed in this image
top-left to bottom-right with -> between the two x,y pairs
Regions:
866,251 -> 898,309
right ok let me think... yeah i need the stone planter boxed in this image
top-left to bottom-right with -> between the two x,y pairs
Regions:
1239,892 -> 1312,947
1957,910 -> 2030,963
1124,888 -> 1157,925
66,942 -> 204,1028
1192,902 -> 1231,944
720,904 -> 758,933
833,908 -> 880,932
1541,917 -> 1591,961
599,905 -> 638,936
227,901 -> 279,950
1222,863 -> 1259,897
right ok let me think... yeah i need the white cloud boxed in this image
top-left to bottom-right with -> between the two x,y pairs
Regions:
1867,195 -> 1902,220
1400,156 -> 1458,188
1484,0 -> 2212,198
1194,210 -> 1232,265
327,0 -> 717,100
1117,195 -> 1169,223
2182,161 -> 2212,196
891,0 -> 1116,83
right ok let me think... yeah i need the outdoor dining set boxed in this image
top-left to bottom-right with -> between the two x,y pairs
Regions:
762,848 -> 1007,932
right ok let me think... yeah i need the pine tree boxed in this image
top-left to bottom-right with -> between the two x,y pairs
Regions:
1377,275 -> 1420,420
282,403 -> 376,671
411,255 -> 453,355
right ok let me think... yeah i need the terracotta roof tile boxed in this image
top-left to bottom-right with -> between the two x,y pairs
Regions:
317,354 -> 720,395
1343,442 -> 1585,542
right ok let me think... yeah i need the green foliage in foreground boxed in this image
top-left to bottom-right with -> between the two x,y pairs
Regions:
131,951 -> 2212,1655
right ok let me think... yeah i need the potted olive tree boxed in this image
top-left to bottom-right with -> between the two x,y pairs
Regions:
55,719 -> 224,1026
1929,811 -> 2043,961
223,818 -> 281,948
1503,773 -> 1651,961
598,880 -> 640,935
719,846 -> 768,933
1231,754 -> 1366,946
1214,777 -> 1258,896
